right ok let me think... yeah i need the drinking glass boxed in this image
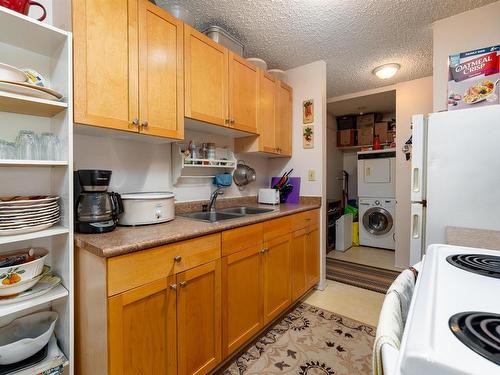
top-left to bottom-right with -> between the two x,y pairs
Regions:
0,140 -> 17,159
16,130 -> 39,160
39,132 -> 61,160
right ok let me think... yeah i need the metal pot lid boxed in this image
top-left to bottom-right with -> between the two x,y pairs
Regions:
120,192 -> 175,200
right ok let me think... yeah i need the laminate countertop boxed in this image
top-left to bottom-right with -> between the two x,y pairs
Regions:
75,202 -> 321,258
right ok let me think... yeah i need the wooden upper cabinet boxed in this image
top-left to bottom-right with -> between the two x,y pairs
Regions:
73,0 -> 138,131
177,260 -> 221,375
222,244 -> 263,357
258,71 -> 277,153
275,81 -> 293,156
228,53 -> 259,133
137,0 -> 183,139
108,277 -> 177,375
73,0 -> 183,139
184,25 -> 228,127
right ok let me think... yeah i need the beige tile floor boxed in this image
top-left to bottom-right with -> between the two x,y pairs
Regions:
327,245 -> 402,272
305,280 -> 385,327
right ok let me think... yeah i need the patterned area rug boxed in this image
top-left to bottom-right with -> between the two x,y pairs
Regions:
223,303 -> 375,375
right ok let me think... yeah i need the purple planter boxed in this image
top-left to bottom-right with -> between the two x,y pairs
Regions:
270,177 -> 301,203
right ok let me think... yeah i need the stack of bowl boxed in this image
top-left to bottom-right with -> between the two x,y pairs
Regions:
0,247 -> 49,298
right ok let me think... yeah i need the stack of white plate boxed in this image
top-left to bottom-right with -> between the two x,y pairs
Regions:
0,196 -> 60,236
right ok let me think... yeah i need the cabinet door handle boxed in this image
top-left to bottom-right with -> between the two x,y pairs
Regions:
174,255 -> 182,263
140,121 -> 149,129
230,118 -> 235,124
179,281 -> 188,288
260,248 -> 267,254
131,118 -> 139,127
169,284 -> 177,290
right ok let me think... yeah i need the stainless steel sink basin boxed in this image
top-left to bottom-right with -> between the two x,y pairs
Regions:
181,211 -> 242,222
218,206 -> 276,215
181,206 -> 276,222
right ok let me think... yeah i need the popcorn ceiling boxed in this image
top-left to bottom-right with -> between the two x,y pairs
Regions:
165,0 -> 496,97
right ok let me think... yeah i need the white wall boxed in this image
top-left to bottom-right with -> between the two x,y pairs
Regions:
326,114 -> 342,201
433,1 -> 500,112
269,60 -> 327,289
74,131 -> 269,202
395,76 -> 433,268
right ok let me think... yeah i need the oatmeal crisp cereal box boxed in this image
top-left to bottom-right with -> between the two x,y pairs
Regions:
448,45 -> 500,110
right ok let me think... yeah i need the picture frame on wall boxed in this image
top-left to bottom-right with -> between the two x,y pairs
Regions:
303,99 -> 314,124
303,125 -> 314,149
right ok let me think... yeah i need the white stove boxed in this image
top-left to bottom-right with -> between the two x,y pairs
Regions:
397,244 -> 500,375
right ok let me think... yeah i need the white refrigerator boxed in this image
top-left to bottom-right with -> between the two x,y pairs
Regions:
410,105 -> 500,264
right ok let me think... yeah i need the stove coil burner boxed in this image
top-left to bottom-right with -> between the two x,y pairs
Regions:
446,254 -> 500,279
449,312 -> 500,365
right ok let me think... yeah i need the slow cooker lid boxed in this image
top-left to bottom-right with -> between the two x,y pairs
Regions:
121,192 -> 175,200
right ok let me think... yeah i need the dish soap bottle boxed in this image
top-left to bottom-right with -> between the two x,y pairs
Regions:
373,135 -> 381,150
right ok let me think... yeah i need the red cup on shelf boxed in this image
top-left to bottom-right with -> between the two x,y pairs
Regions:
0,0 -> 47,21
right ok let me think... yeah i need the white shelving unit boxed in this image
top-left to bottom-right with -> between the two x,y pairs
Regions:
171,143 -> 237,184
0,6 -> 73,374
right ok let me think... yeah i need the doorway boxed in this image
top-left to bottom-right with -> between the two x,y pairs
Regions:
326,89 -> 401,292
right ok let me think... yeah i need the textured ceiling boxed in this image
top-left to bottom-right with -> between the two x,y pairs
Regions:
157,0 -> 496,97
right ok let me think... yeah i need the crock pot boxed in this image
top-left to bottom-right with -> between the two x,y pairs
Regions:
118,192 -> 175,226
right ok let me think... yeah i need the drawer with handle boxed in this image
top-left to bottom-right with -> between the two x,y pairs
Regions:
107,234 -> 221,296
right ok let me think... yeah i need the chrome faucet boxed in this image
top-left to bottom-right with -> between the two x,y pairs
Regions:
208,187 -> 225,212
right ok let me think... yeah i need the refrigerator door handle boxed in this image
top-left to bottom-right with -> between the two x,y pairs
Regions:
412,213 -> 421,239
412,167 -> 420,194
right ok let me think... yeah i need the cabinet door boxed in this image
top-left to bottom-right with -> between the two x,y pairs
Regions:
108,277 -> 177,375
177,260 -> 222,375
263,234 -> 291,324
259,71 -> 277,153
306,226 -> 320,289
291,229 -> 307,300
184,25 -> 228,127
228,53 -> 259,133
222,244 -> 264,357
73,0 -> 138,132
137,0 -> 183,139
275,81 -> 293,156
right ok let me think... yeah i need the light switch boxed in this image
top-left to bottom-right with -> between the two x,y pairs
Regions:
308,169 -> 316,181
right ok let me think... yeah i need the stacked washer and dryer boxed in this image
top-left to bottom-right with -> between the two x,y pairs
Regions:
357,149 -> 396,250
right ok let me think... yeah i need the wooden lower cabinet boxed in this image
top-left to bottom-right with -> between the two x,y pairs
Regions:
108,276 -> 177,375
291,228 -> 308,300
77,209 -> 320,375
263,233 -> 291,324
306,226 -> 320,288
177,260 -> 222,375
222,244 -> 264,357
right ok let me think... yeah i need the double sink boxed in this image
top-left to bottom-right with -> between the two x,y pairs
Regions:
181,206 -> 276,223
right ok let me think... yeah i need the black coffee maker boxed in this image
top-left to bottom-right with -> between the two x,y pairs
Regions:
74,170 -> 123,233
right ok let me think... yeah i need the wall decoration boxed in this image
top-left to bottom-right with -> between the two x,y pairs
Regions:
303,99 -> 314,124
303,125 -> 314,149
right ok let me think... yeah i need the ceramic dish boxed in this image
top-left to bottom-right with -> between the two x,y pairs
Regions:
0,63 -> 27,83
0,220 -> 59,236
0,248 -> 48,283
0,207 -> 59,219
0,213 -> 60,227
0,217 -> 59,232
0,196 -> 59,206
0,80 -> 63,100
246,57 -> 267,70
0,81 -> 61,101
0,275 -> 61,305
267,69 -> 287,81
0,266 -> 50,297
0,203 -> 59,214
0,311 -> 58,365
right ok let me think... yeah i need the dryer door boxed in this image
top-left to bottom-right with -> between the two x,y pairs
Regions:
362,207 -> 393,235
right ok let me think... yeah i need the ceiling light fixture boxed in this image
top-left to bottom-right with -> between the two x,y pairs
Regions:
372,63 -> 400,79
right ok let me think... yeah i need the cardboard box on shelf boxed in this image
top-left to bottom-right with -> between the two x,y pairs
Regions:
357,113 -> 378,128
374,122 -> 389,143
337,129 -> 355,147
358,127 -> 373,146
337,115 -> 357,130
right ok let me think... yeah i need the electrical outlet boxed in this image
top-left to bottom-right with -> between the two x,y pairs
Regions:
308,169 -> 316,181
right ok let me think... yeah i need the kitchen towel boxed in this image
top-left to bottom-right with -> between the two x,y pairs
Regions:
372,268 -> 417,375
213,173 -> 232,187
